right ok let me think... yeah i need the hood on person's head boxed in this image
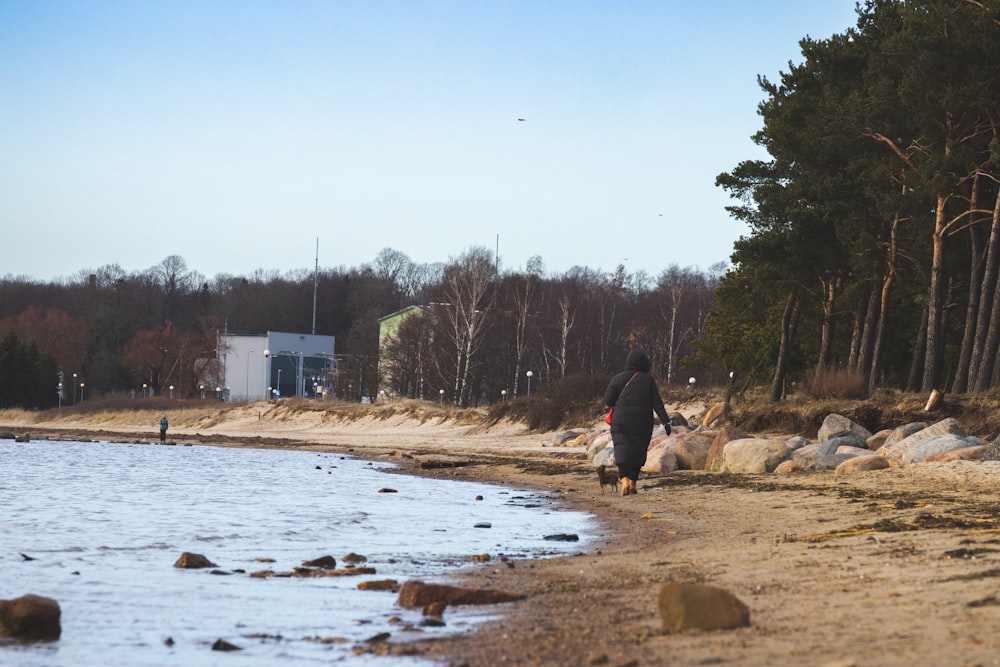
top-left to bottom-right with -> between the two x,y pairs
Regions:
625,349 -> 651,373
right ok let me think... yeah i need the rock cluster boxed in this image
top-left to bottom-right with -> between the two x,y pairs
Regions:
578,409 -> 994,476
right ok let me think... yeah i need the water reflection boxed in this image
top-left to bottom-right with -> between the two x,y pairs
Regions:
0,440 -> 595,666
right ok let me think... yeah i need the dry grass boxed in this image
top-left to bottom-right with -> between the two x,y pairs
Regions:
8,386 -> 1000,441
800,367 -> 869,400
730,390 -> 1000,439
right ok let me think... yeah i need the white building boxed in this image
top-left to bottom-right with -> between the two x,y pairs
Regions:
219,330 -> 336,401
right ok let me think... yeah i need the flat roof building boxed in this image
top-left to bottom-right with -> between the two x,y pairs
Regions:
219,330 -> 335,401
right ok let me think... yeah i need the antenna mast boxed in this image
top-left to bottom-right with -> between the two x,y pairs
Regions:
312,238 -> 319,334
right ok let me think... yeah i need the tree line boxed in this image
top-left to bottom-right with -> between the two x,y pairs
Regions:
709,0 -> 1000,400
0,249 -> 721,409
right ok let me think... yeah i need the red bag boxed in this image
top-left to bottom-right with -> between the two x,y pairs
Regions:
606,371 -> 638,426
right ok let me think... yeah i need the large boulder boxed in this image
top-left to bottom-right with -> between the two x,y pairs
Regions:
882,422 -> 929,447
902,434 -> 984,465
823,432 -> 869,450
398,581 -> 524,608
784,436 -> 811,451
791,445 -> 857,471
592,445 -> 615,468
835,455 -> 890,475
643,444 -> 678,474
923,445 -> 986,463
705,427 -> 746,473
673,432 -> 714,471
866,429 -> 894,451
722,439 -> 789,474
878,418 -> 968,466
982,436 -> 1000,462
658,583 -> 750,633
818,413 -> 872,445
586,433 -> 613,460
0,594 -> 61,641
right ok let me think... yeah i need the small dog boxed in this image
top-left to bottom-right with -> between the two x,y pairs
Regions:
596,465 -> 619,494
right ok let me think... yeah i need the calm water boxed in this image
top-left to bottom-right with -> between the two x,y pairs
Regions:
0,439 -> 595,666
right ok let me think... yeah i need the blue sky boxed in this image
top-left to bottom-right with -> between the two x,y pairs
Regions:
0,1 -> 861,283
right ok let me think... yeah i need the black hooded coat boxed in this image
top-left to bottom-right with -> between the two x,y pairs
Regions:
603,350 -> 670,480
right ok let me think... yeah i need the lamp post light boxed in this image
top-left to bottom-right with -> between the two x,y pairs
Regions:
58,382 -> 63,409
526,370 -> 534,397
79,382 -> 85,402
688,376 -> 696,391
169,385 -> 175,399
215,386 -> 221,401
199,384 -> 205,400
263,349 -> 271,401
501,389 -> 507,403
142,383 -> 148,398
72,373 -> 78,405
439,388 -> 445,404
277,369 -> 282,398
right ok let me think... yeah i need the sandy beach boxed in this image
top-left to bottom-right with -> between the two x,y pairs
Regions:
5,402 -> 1000,666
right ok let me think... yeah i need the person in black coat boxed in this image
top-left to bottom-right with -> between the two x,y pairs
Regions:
604,349 -> 671,496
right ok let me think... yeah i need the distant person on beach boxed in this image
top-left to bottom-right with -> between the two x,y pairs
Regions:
604,349 -> 671,496
159,415 -> 168,443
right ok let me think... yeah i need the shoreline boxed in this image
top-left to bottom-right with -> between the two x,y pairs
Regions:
7,410 -> 1000,665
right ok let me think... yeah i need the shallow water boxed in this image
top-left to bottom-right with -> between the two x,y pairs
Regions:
0,439 -> 595,666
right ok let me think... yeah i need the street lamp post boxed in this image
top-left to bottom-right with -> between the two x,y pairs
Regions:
501,389 -> 507,402
526,370 -> 534,397
277,369 -> 282,398
58,382 -> 63,409
79,382 -> 85,402
439,388 -> 445,404
72,373 -> 78,405
169,385 -> 175,399
199,384 -> 205,400
263,349 -> 271,401
142,383 -> 148,398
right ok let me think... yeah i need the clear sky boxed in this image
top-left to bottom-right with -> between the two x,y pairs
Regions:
0,1 -> 861,283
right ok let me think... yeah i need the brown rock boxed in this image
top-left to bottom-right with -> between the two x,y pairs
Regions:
357,579 -> 400,592
674,432 -> 714,471
705,427 -> 746,473
702,402 -> 727,428
773,460 -> 801,474
658,582 -> 750,633
0,594 -> 61,641
302,555 -> 337,569
397,580 -> 525,609
342,552 -> 368,564
834,455 -> 891,474
422,601 -> 447,617
212,638 -> 242,651
173,552 -> 217,569
923,445 -> 986,462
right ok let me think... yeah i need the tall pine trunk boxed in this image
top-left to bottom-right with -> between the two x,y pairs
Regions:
769,288 -> 799,402
921,196 -> 948,392
969,187 -> 1000,391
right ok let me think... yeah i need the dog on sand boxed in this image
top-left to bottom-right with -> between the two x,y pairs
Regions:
596,465 -> 619,494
